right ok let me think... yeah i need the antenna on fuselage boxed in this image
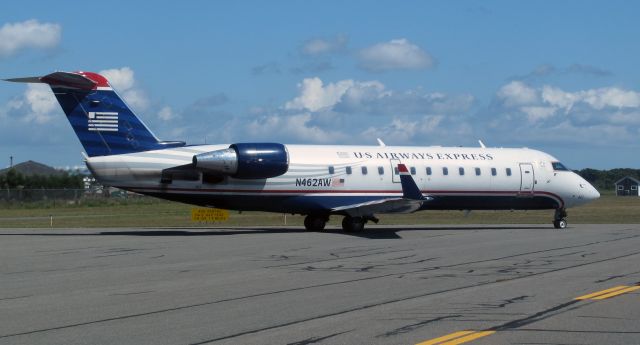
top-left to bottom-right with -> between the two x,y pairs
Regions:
377,138 -> 386,147
478,140 -> 486,148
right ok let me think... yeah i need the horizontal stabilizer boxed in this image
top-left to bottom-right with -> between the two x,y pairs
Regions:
4,71 -> 100,90
4,76 -> 43,83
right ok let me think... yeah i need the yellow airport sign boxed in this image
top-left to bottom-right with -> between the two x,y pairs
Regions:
191,208 -> 229,222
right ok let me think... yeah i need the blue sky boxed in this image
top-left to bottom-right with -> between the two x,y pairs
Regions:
1,1 -> 639,169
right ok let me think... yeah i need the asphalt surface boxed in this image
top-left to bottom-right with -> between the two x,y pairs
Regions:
1,224 -> 640,345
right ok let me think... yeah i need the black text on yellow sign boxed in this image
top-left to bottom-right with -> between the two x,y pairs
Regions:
191,208 -> 229,222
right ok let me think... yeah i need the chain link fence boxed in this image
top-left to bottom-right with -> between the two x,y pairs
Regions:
0,188 -> 146,203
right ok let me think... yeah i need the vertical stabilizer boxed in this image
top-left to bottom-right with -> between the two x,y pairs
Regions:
5,71 -> 185,156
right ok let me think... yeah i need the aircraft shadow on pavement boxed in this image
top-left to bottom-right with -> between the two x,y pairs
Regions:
0,225 -> 547,240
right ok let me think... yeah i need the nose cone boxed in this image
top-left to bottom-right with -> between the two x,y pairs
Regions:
586,184 -> 600,200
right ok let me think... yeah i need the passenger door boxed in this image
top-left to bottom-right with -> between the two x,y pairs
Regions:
519,163 -> 535,195
390,159 -> 401,183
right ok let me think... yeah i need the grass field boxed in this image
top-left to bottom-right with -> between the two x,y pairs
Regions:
1,191 -> 638,228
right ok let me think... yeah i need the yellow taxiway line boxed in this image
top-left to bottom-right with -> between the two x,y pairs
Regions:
416,330 -> 495,345
575,285 -> 640,300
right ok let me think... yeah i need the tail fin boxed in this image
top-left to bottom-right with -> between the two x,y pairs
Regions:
5,71 -> 185,156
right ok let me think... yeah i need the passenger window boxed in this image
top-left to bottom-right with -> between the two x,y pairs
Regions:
475,167 -> 481,176
329,166 -> 335,174
426,167 -> 432,175
506,168 -> 512,176
491,168 -> 497,176
378,166 -> 384,175
459,167 -> 465,176
410,167 -> 416,175
361,166 -> 368,175
394,167 -> 399,175
346,166 -> 352,175
443,167 -> 448,176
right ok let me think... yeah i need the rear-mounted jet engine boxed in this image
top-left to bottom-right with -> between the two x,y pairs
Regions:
192,143 -> 289,179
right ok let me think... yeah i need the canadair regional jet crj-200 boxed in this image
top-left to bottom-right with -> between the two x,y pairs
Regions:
5,71 -> 600,231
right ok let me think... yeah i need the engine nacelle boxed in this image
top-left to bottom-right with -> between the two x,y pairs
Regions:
193,143 -> 289,179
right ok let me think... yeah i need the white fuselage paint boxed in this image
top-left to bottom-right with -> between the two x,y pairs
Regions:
85,144 -> 600,212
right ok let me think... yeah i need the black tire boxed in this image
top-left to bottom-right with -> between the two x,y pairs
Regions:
304,215 -> 326,231
342,216 -> 365,232
553,219 -> 568,229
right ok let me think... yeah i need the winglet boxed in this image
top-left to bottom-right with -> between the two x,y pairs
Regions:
398,164 -> 424,200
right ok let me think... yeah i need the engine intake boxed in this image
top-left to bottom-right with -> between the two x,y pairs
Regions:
193,143 -> 289,179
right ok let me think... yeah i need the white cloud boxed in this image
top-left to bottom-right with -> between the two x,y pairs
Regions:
283,77 -> 473,123
99,67 -> 135,91
99,67 -> 149,110
542,86 -> 640,112
489,81 -> 640,146
157,106 -> 177,121
285,77 -> 358,111
358,38 -> 434,71
301,34 -> 348,56
0,19 -> 61,57
520,106 -> 557,123
361,118 -> 419,143
246,113 -> 347,143
497,81 -> 538,106
0,83 -> 58,124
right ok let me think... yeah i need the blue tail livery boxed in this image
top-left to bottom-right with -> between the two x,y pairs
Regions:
5,71 -> 184,156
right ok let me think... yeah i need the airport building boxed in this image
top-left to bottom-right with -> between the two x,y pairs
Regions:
615,176 -> 640,196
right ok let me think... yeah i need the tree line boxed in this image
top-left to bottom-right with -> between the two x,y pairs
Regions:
0,169 -> 84,189
575,168 -> 640,191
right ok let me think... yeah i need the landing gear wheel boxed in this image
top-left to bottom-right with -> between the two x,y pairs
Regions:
342,216 -> 365,232
553,208 -> 568,229
553,218 -> 568,229
304,215 -> 327,231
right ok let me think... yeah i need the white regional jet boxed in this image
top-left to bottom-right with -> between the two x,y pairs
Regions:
5,71 -> 600,231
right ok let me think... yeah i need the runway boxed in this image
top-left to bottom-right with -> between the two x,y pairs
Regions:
1,224 -> 639,345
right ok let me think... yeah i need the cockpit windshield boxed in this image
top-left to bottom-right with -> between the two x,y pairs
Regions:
552,162 -> 569,171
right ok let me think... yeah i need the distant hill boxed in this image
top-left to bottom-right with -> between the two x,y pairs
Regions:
0,160 -> 64,176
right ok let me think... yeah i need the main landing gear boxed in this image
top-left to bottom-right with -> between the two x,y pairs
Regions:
553,208 -> 568,229
303,214 -> 328,231
341,215 -> 378,232
303,214 -> 379,232
342,216 -> 365,232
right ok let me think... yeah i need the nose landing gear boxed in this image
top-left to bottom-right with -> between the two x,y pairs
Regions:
553,208 -> 568,229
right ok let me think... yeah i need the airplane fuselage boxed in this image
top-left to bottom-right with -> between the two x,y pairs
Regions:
86,144 -> 600,215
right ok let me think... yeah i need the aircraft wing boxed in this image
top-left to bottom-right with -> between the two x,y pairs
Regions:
332,164 -> 431,216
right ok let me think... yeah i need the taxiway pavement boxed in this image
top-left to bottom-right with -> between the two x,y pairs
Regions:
1,224 -> 639,345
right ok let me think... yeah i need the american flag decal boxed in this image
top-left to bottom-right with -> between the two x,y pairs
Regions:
88,112 -> 118,132
331,178 -> 345,187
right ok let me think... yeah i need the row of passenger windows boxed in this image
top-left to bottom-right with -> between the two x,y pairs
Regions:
329,166 -> 513,176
